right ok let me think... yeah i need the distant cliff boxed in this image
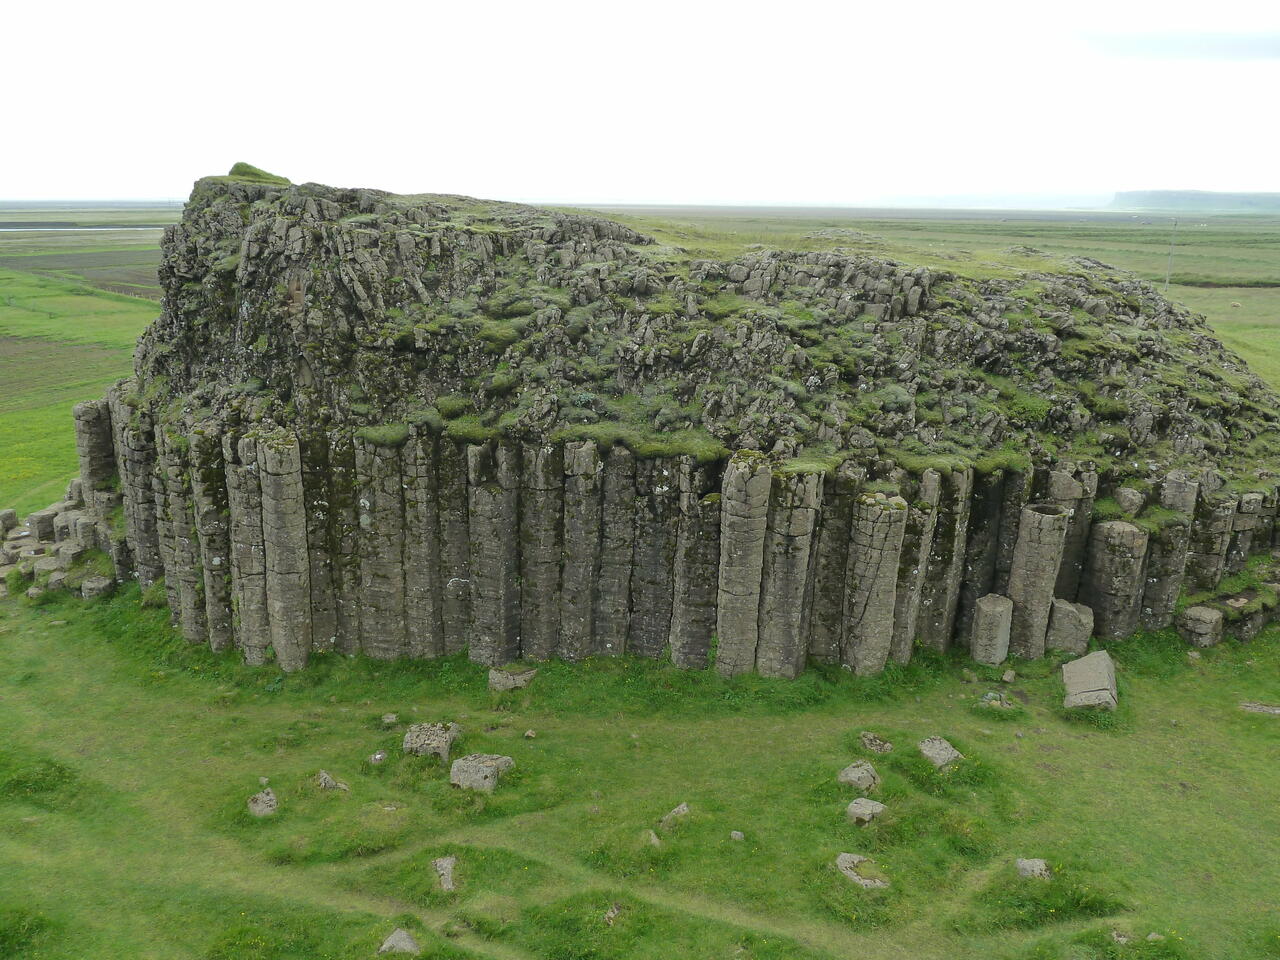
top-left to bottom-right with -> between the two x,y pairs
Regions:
1112,190 -> 1280,212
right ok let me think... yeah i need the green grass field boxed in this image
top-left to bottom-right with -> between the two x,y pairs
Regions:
1,202 -> 1278,959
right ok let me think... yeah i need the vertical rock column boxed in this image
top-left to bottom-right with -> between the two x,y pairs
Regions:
355,436 -> 408,659
1139,473 -> 1198,631
1080,520 -> 1149,640
890,469 -> 940,665
559,441 -> 602,661
1225,492 -> 1265,574
108,390 -> 162,586
807,461 -> 864,664
437,440 -> 472,654
715,452 -> 771,676
841,493 -> 909,676
73,398 -> 116,499
157,429 -> 208,645
188,429 -> 234,652
956,469 -> 1004,644
993,469 -> 1033,594
629,457 -> 679,659
669,458 -> 722,670
299,430 -> 337,653
1185,495 -> 1237,591
1006,503 -> 1070,659
467,442 -> 521,666
917,468 -> 974,651
592,446 -> 635,656
326,432 -> 363,655
153,433 -> 179,614
755,470 -> 821,679
224,434 -> 270,664
1041,465 -> 1097,600
258,430 -> 314,671
519,443 -> 563,661
403,431 -> 445,659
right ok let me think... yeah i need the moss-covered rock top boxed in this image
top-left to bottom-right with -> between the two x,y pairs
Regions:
131,173 -> 1280,486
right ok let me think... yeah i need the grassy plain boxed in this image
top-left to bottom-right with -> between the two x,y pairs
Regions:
1,201 -> 1278,958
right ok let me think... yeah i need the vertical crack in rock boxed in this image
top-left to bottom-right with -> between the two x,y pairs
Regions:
807,462 -> 864,664
224,433 -> 270,664
356,436 -> 408,659
756,470 -> 821,678
629,458 -> 679,659
189,429 -> 234,652
1038,465 -> 1097,601
992,469 -> 1033,595
258,430 -> 313,670
108,387 -> 162,586
158,428 -> 207,644
437,440 -> 472,654
519,443 -> 564,662
841,493 -> 909,676
916,468 -> 974,651
1080,520 -> 1149,639
558,441 -> 602,661
404,430 -> 445,659
715,452 -> 771,676
593,447 -> 635,656
1140,473 -> 1198,630
892,469 -> 941,664
327,432 -> 363,655
669,458 -> 722,670
299,429 -> 337,653
1185,494 -> 1237,591
467,442 -> 521,666
956,469 -> 1003,646
1007,503 -> 1071,659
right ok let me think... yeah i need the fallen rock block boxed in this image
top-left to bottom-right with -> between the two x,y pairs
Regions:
1176,606 -> 1223,648
859,731 -> 893,754
81,576 -> 115,600
432,855 -> 457,891
846,797 -> 886,825
837,761 -> 880,792
918,736 -> 963,769
1016,857 -> 1051,879
449,753 -> 514,793
659,801 -> 690,831
378,928 -> 421,955
1061,650 -> 1118,711
489,665 -> 538,692
402,721 -> 460,762
315,770 -> 349,791
0,508 -> 16,532
835,852 -> 890,889
1046,598 -> 1093,655
730,830 -> 745,841
970,593 -> 1012,665
1240,702 -> 1280,716
247,788 -> 277,817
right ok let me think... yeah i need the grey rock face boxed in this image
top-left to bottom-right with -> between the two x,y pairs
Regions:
258,431 -> 313,670
917,469 -> 974,652
1175,605 -> 1223,648
1185,496 -> 1236,590
432,855 -> 457,891
846,797 -> 886,825
0,509 -> 16,532
592,447 -> 635,656
402,722 -> 460,762
489,667 -> 538,691
1007,504 -> 1071,658
835,852 -> 890,889
378,928 -> 421,955
315,770 -> 349,791
837,761 -> 880,792
81,576 -> 115,600
519,443 -> 563,661
1061,650 -> 1118,710
355,436 -> 408,661
842,493 -> 909,675
1046,599 -> 1093,655
224,434 -> 271,664
1041,466 -> 1097,599
1140,509 -> 1193,631
893,469 -> 942,662
449,753 -> 514,793
559,441 -> 602,661
247,788 -> 277,817
859,731 -> 893,754
919,736 -> 963,768
807,462 -> 864,664
756,470 -> 821,678
715,453 -> 771,676
467,443 -> 521,666
669,459 -> 721,670
1016,857 -> 1051,880
970,593 -> 1013,665
628,458 -> 678,659
1079,521 -> 1149,639
658,801 -> 690,831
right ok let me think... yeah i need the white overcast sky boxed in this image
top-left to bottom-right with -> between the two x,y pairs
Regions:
4,0 -> 1276,206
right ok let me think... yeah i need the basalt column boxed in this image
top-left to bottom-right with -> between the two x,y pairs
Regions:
519,443 -> 564,662
437,440 -> 472,654
355,437 -> 408,659
715,452 -> 772,676
299,430 -> 338,653
224,434 -> 270,664
993,469 -> 1033,594
188,429 -> 234,652
1080,520 -> 1149,639
1139,473 -> 1198,631
327,432 -> 363,655
1040,465 -> 1097,600
890,469 -> 941,664
157,429 -> 207,645
956,468 -> 1002,646
467,442 -> 521,666
153,434 -> 179,614
1185,495 -> 1237,590
108,389 -> 162,586
593,447 -> 636,656
669,458 -> 722,670
258,430 -> 313,671
1226,492 -> 1265,574
1006,503 -> 1070,659
841,493 -> 908,676
629,458 -> 679,659
807,461 -> 865,665
73,399 -> 116,497
559,441 -> 602,661
917,468 -> 974,651
756,470 -> 821,679
403,431 -> 445,659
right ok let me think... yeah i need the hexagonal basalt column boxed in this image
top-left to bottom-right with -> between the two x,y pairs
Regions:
1007,503 -> 1070,659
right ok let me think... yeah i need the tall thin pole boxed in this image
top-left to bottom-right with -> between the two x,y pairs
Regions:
1164,217 -> 1179,293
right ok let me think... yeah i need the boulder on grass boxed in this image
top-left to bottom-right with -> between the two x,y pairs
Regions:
1061,650 -> 1118,711
837,761 -> 880,792
378,928 -> 421,955
402,721 -> 460,762
488,666 -> 538,692
247,788 -> 277,817
846,797 -> 886,825
835,852 -> 890,889
1046,599 -> 1093,655
918,736 -> 963,769
432,855 -> 457,891
449,754 -> 514,793
1175,606 -> 1223,648
1016,857 -> 1051,879
81,575 -> 115,600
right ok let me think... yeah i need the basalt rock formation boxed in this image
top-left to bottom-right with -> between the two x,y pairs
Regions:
9,165 -> 1280,676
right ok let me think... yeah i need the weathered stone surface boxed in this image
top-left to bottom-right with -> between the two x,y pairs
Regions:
917,469 -> 974,651
592,447 -> 635,656
1240,702 -> 1280,716
158,430 -> 207,646
893,469 -> 942,663
559,440 -> 601,661
489,666 -> 538,691
1007,503 -> 1070,658
247,788 -> 277,817
315,769 -> 349,791
658,801 -> 690,831
519,443 -> 563,661
0,509 -> 16,532
326,432 -> 363,655
1175,605 -> 1223,648
756,470 -> 821,678
1140,510 -> 1193,631
919,736 -> 963,768
841,493 -> 909,675
1041,465 -> 1097,599
378,928 -> 421,955
1046,598 -> 1093,655
1113,486 -> 1145,515
432,855 -> 457,891
402,722 -> 460,761
1017,857 -> 1051,880
837,761 -> 880,792
467,443 -> 520,666
73,398 -> 116,493
835,852 -> 890,889
435,440 -> 471,655
1185,495 -> 1236,591
1061,650 -> 1118,710
224,435 -> 272,664
956,469 -> 1003,643
715,452 -> 771,675
355,437 -> 407,660
846,797 -> 886,825
189,430 -> 234,652
970,593 -> 1013,665
628,458 -> 678,659
859,731 -> 893,754
1079,521 -> 1148,639
1226,491 -> 1265,574
81,575 -> 115,600
669,458 -> 721,670
449,753 -> 514,792
402,433 -> 444,659
258,431 -> 313,670
807,462 -> 864,664
298,430 -> 338,654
